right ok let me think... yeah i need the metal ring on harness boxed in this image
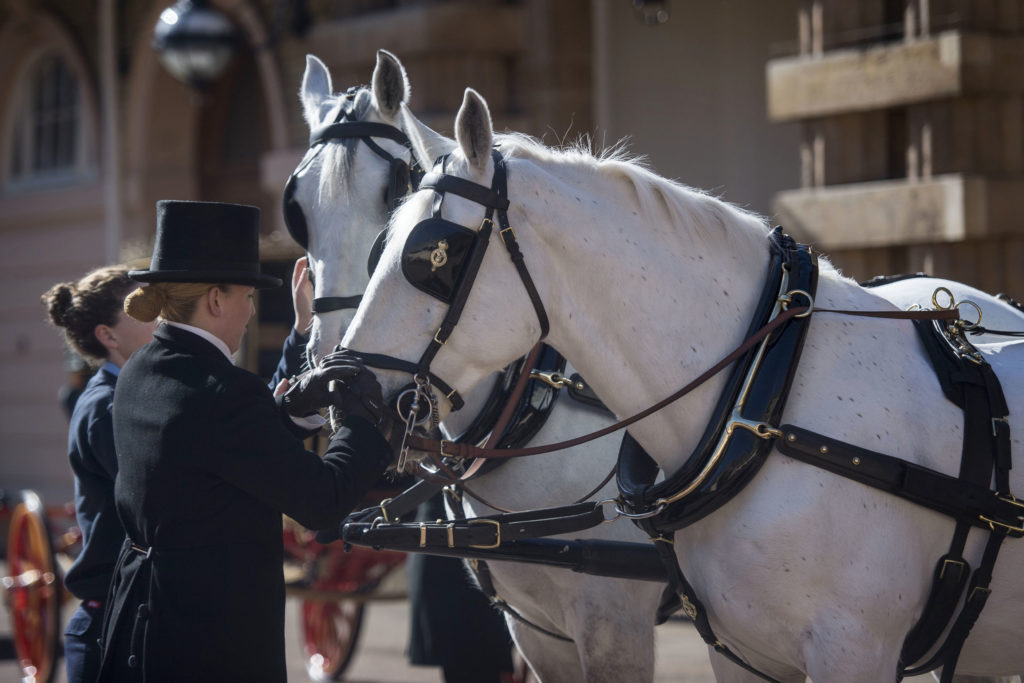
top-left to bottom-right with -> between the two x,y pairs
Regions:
779,289 -> 814,317
395,387 -> 434,427
613,501 -> 667,520
957,300 -> 983,330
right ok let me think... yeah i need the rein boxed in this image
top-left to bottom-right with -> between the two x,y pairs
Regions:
402,304 -> 961,462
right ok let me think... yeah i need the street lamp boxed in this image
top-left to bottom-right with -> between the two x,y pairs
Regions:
152,0 -> 239,89
632,0 -> 670,25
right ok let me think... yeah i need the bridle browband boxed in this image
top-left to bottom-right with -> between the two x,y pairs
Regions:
346,149 -> 550,417
282,87 -> 422,315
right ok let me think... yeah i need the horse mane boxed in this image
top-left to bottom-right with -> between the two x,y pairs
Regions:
494,132 -> 772,249
316,87 -> 375,204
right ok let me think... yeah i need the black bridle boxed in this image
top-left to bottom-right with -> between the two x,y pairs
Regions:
282,87 -> 422,315
347,149 -> 550,415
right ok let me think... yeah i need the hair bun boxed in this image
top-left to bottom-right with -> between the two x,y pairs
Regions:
124,285 -> 165,322
43,283 -> 76,328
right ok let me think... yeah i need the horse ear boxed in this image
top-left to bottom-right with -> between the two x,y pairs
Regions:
300,54 -> 333,129
455,88 -> 493,172
400,104 -> 457,172
372,49 -> 410,119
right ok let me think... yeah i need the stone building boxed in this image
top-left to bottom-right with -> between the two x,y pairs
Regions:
770,0 -> 1024,292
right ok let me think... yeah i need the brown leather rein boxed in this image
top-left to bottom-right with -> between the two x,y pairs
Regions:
404,305 -> 962,462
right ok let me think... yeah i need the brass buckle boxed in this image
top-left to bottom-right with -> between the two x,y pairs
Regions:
433,328 -> 447,345
378,497 -> 393,523
529,370 -> 581,390
467,519 -> 501,549
979,495 -> 1024,535
499,225 -> 517,241
939,558 -> 964,580
440,439 -> 456,458
419,522 -> 428,548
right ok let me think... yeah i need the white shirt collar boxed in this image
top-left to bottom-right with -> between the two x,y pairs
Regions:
163,321 -> 234,364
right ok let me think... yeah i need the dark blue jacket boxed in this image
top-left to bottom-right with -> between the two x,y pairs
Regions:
268,327 -> 309,389
64,365 -> 122,601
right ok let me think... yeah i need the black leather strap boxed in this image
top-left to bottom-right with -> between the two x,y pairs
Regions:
310,121 -> 412,147
490,150 -> 550,339
311,295 -> 363,313
775,427 -> 1022,535
344,501 -> 605,550
420,172 -> 511,211
353,352 -> 464,411
416,219 -> 493,371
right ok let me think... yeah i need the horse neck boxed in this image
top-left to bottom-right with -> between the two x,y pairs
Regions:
518,154 -> 773,472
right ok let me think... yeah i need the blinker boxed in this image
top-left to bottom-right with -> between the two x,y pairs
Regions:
401,217 -> 481,304
282,172 -> 308,249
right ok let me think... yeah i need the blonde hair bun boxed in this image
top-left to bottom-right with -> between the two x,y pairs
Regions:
124,285 -> 166,322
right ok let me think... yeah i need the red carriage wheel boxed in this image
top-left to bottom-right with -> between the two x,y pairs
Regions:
3,491 -> 62,683
300,599 -> 364,681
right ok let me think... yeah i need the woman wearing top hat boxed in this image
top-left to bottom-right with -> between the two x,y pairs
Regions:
97,200 -> 392,683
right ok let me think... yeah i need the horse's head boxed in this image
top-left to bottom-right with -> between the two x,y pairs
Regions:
285,50 -> 454,364
342,88 -> 552,425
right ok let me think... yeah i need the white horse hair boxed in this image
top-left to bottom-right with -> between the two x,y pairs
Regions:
297,52 -> 663,683
341,85 -> 1024,682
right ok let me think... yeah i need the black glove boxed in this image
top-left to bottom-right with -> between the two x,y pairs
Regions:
319,351 -> 385,426
280,356 -> 371,418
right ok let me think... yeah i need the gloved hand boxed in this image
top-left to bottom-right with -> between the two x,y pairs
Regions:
318,350 -> 385,426
280,353 -> 377,419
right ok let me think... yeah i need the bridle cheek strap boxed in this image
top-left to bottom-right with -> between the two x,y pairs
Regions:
417,218 -> 493,371
490,151 -> 549,339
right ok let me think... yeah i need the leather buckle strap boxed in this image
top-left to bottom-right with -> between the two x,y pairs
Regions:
420,172 -> 510,211
344,501 -> 606,551
309,121 -> 412,148
467,519 -> 501,549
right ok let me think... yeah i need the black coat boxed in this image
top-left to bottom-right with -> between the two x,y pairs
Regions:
99,324 -> 390,682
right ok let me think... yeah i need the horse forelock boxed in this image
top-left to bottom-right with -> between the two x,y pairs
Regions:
494,132 -> 770,250
315,88 -> 375,206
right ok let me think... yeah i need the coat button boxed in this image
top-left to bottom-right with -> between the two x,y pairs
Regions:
128,654 -> 138,668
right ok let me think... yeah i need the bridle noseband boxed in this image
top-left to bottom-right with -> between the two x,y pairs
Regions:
282,87 -> 423,315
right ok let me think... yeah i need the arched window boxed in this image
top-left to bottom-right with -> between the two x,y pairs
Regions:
6,52 -> 92,190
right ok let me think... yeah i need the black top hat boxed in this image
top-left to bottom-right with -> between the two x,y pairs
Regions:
129,200 -> 282,289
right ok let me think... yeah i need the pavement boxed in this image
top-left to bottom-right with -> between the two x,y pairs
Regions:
0,559 -> 718,683
4,560 -> 987,682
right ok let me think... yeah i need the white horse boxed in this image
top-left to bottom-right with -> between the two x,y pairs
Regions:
294,52 -> 663,683
339,85 -> 1024,682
